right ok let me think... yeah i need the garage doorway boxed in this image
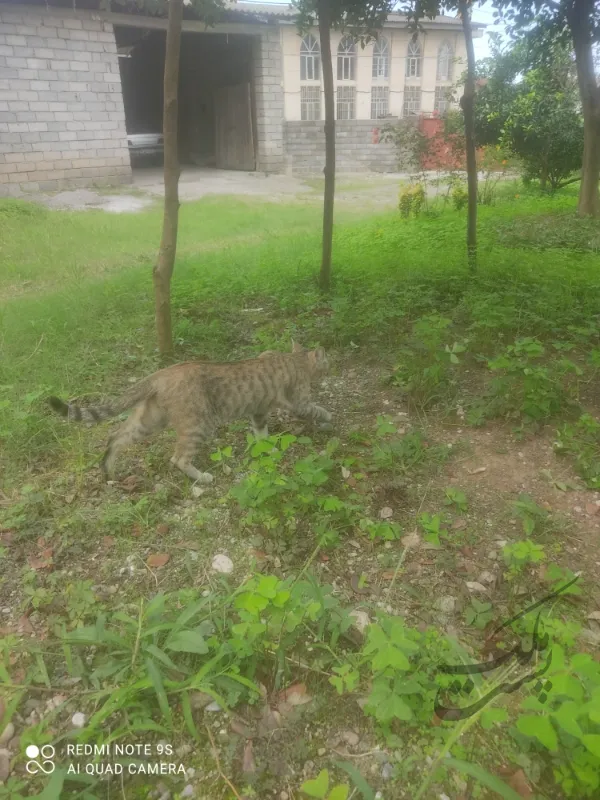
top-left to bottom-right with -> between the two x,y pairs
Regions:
115,26 -> 256,171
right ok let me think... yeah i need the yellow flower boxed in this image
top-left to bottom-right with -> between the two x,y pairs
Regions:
502,159 -> 507,165
515,194 -> 520,198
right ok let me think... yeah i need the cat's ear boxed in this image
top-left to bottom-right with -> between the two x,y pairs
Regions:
308,347 -> 328,370
291,340 -> 304,353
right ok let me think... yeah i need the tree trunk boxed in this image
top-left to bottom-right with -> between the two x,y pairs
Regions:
317,0 -> 335,292
153,0 -> 183,359
569,0 -> 600,217
458,0 -> 478,273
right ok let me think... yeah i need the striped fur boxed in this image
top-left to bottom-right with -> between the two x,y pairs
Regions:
48,342 -> 331,483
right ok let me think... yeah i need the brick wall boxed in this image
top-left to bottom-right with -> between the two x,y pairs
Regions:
0,6 -> 131,196
284,120 -> 399,175
253,27 -> 284,173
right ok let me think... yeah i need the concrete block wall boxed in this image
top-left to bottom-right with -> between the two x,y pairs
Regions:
253,26 -> 284,173
284,120 -> 399,175
0,6 -> 131,195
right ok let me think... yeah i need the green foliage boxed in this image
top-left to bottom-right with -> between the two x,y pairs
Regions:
555,414 -> 600,489
418,512 -> 449,548
301,769 -> 349,800
464,598 -> 494,629
451,183 -> 468,211
390,313 -> 466,408
502,539 -> 546,578
513,647 -> 600,797
473,34 -> 583,191
444,487 -> 468,512
398,183 -> 426,218
468,337 -> 580,428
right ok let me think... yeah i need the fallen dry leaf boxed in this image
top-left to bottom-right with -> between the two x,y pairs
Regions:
230,719 -> 253,739
131,523 -> 143,537
350,574 -> 369,595
507,768 -> 533,799
401,530 -> 421,549
17,615 -> 35,635
28,553 -> 53,570
121,475 -> 142,492
382,570 -> 396,580
379,506 -> 393,520
586,503 -> 600,516
588,611 -> 600,622
0,530 -> 15,545
146,553 -> 170,568
257,706 -> 283,737
102,536 -> 115,549
319,553 -> 329,562
468,467 -> 487,475
173,540 -> 202,551
242,740 -> 256,774
156,523 -> 169,535
452,519 -> 467,531
341,466 -> 351,479
277,682 -> 312,707
249,549 -> 267,561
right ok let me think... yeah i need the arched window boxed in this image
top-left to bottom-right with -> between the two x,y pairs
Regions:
300,34 -> 320,81
337,36 -> 356,81
437,41 -> 453,81
406,38 -> 421,78
372,36 -> 389,79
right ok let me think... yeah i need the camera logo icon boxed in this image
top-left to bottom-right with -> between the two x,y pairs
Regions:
25,744 -> 56,775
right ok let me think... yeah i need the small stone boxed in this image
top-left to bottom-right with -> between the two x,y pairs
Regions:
211,554 -> 233,574
280,793 -> 290,800
176,744 -> 193,758
317,747 -> 326,756
477,571 -> 495,585
190,692 -> 213,711
487,550 -> 497,560
192,486 -> 205,498
71,712 -> 86,728
349,610 -> 370,633
381,762 -> 394,780
0,749 -> 10,782
180,787 -> 195,799
0,723 -> 14,747
205,701 -> 222,712
437,596 -> 456,614
465,581 -> 487,593
341,730 -> 359,747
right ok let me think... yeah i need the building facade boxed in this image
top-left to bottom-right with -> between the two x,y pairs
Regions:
0,0 -> 483,195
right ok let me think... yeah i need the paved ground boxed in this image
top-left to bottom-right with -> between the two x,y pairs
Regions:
30,166 -> 471,214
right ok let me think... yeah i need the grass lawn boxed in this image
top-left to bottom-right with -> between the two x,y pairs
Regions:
2,184 -> 600,800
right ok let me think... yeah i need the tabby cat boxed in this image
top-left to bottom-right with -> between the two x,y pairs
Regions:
48,342 -> 331,483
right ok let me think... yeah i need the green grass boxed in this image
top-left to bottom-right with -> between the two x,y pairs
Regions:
0,195 -> 350,296
2,188 -> 600,481
3,185 -> 600,800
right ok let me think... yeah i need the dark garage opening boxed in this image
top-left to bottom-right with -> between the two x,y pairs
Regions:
115,27 -> 256,171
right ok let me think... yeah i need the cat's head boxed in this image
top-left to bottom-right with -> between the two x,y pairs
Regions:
292,340 -> 329,375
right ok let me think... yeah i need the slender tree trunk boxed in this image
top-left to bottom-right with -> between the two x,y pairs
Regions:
153,0 -> 183,359
569,0 -> 600,217
317,0 -> 335,292
458,0 -> 477,273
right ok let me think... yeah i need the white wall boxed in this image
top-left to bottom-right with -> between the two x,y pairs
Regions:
280,24 -> 468,122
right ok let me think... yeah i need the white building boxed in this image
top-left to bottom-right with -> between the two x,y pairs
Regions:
0,0 -> 484,194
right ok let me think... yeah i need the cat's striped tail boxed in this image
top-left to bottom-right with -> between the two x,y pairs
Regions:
48,379 -> 153,423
